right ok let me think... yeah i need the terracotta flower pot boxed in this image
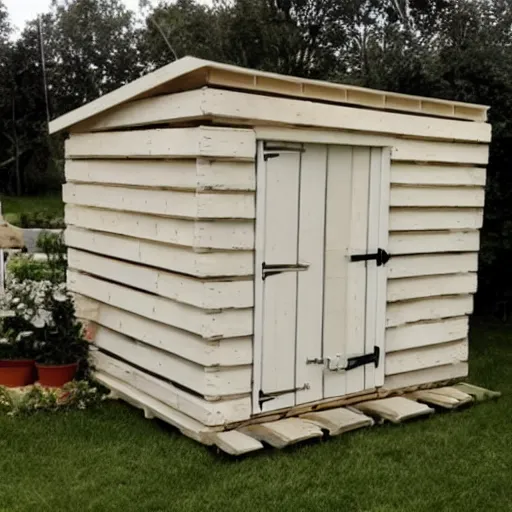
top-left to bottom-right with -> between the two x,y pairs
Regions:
0,360 -> 36,388
36,362 -> 78,388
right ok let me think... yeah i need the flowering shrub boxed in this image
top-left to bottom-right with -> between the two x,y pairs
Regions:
0,279 -> 90,374
0,380 -> 107,416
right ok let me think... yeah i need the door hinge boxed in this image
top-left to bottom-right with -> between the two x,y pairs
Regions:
262,262 -> 309,280
263,144 -> 305,161
350,248 -> 391,267
307,346 -> 380,372
259,383 -> 310,406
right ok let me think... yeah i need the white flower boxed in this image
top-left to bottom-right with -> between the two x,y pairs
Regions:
17,303 -> 26,311
53,290 -> 67,302
12,298 -> 20,305
31,316 -> 45,328
15,331 -> 33,342
0,338 -> 9,345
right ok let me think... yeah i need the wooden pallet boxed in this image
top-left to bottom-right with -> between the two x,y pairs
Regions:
70,377 -> 499,456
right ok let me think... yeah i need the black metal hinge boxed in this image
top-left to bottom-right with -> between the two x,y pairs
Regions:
262,262 -> 309,280
351,248 -> 391,267
345,346 -> 380,372
259,383 -> 310,406
263,145 -> 306,161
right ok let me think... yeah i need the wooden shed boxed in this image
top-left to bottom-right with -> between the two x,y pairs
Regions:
50,57 -> 491,449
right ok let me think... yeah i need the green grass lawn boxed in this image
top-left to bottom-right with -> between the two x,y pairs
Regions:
0,194 -> 64,226
0,319 -> 510,512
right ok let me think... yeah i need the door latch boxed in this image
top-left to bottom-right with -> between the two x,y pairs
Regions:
258,383 -> 310,406
307,347 -> 380,372
350,248 -> 391,267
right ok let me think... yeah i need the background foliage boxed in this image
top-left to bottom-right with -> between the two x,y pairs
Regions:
0,0 -> 510,312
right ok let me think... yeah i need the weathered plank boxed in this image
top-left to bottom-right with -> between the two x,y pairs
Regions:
383,362 -> 468,390
386,295 -> 473,328
389,230 -> 480,255
68,249 -> 253,309
68,270 -> 253,338
65,205 -> 255,251
241,418 -> 324,448
408,387 -> 473,409
355,397 -> 434,423
391,164 -> 486,186
390,208 -> 484,231
387,273 -> 478,302
65,226 -> 253,277
94,326 -> 251,396
77,87 -> 491,143
66,159 -> 256,191
390,186 -> 485,208
65,126 -> 256,160
77,297 -> 252,367
210,430 -> 264,455
300,408 -> 374,436
385,339 -> 468,376
95,372 -> 218,443
388,253 -> 478,279
94,352 -> 251,425
63,183 -> 255,220
386,316 -> 469,353
452,382 -> 502,402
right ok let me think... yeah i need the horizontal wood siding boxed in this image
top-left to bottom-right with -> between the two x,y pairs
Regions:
65,205 -> 254,251
383,158 -> 485,390
63,183 -> 255,220
64,132 -> 257,426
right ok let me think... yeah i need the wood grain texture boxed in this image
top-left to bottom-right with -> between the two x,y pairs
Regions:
94,326 -> 251,396
389,230 -> 480,255
391,164 -> 486,186
386,295 -> 473,328
387,273 -> 478,302
383,362 -> 468,390
76,297 -> 252,367
388,253 -> 478,279
386,316 -> 469,353
66,159 -> 256,191
386,339 -> 468,375
390,208 -> 484,231
94,352 -> 251,425
63,183 -> 255,220
68,270 -> 252,338
65,126 -> 256,160
68,249 -> 253,309
65,227 -> 253,278
65,205 -> 255,251
390,186 -> 485,208
295,144 -> 327,405
95,371 -> 218,443
79,88 -> 491,142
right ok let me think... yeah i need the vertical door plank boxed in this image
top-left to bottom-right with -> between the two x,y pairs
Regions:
375,148 -> 391,387
345,147 -> 370,395
295,144 -> 327,405
323,147 -> 353,399
260,151 -> 301,412
252,142 -> 266,413
364,148 -> 382,389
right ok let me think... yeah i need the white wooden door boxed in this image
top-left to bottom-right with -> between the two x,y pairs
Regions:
253,141 -> 389,413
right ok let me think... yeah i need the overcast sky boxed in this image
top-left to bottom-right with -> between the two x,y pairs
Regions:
4,0 -> 212,33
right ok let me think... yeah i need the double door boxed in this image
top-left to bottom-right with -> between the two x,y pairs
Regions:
254,141 -> 390,413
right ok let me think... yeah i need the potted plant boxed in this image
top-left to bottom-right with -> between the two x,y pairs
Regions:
0,279 -> 90,388
0,329 -> 36,388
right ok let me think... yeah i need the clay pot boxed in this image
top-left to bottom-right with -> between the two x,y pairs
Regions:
0,360 -> 36,388
36,362 -> 78,388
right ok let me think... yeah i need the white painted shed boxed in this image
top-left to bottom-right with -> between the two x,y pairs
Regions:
50,57 -> 491,445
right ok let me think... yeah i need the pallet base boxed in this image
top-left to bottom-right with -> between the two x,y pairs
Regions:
91,375 -> 500,455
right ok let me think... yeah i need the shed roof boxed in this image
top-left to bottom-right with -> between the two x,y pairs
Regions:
49,56 -> 489,135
